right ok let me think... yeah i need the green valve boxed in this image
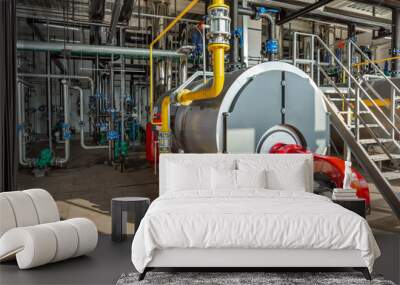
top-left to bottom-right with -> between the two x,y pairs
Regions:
99,131 -> 107,145
114,141 -> 129,158
37,148 -> 53,169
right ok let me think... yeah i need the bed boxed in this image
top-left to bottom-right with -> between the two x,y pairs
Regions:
131,154 -> 380,280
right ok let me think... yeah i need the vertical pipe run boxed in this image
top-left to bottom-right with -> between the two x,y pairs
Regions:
392,7 -> 400,77
230,0 -> 239,69
46,21 -> 52,152
149,0 -> 200,124
120,29 -> 125,144
17,82 -> 29,166
57,80 -> 70,165
201,25 -> 207,83
73,86 -> 108,150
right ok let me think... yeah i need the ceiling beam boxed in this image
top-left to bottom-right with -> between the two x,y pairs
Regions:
276,0 -> 334,25
349,0 -> 400,9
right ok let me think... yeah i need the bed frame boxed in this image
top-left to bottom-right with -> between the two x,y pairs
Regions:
138,248 -> 371,280
138,154 -> 372,281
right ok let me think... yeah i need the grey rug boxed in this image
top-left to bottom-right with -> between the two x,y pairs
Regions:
116,272 -> 395,285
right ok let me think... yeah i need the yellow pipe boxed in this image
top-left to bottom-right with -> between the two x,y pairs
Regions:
352,56 -> 400,68
177,0 -> 230,105
149,0 -> 200,125
178,43 -> 229,104
161,96 -> 170,132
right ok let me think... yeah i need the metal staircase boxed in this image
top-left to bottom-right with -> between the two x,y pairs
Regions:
291,32 -> 400,220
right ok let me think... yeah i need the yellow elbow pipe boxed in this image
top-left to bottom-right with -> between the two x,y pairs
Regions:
161,96 -> 170,133
177,0 -> 230,105
178,44 -> 228,104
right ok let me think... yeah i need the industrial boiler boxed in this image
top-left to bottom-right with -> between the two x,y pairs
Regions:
167,61 -> 330,155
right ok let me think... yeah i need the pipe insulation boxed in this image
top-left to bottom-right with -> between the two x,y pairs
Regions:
17,41 -> 184,59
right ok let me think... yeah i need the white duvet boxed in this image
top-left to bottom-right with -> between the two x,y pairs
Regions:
131,190 -> 380,273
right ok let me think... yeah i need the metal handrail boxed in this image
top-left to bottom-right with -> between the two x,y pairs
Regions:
350,40 -> 400,96
358,74 -> 400,124
295,32 -> 400,139
319,67 -> 393,159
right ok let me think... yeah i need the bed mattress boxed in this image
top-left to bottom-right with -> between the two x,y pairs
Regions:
131,190 -> 380,273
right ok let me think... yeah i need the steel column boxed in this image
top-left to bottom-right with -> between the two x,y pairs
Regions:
392,7 -> 400,78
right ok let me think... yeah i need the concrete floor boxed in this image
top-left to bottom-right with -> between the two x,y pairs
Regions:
6,140 -> 400,284
0,234 -> 133,285
1,234 -> 398,285
17,141 -> 158,234
16,140 -> 400,234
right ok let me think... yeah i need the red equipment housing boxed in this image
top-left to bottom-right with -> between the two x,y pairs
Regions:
270,143 -> 370,207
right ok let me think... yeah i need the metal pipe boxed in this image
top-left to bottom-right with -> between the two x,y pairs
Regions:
230,0 -> 239,69
276,0 -> 334,26
73,86 -> 108,150
392,7 -> 400,78
17,82 -> 32,166
179,57 -> 188,84
166,59 -> 172,91
261,13 -> 276,61
351,0 -> 400,8
238,7 -> 277,61
120,28 -> 126,144
17,12 -> 199,27
110,56 -> 115,162
17,40 -> 184,59
149,0 -> 200,125
177,0 -> 231,104
56,80 -> 70,166
18,73 -> 94,92
202,24 -> 207,82
46,22 -> 53,152
107,0 -> 124,44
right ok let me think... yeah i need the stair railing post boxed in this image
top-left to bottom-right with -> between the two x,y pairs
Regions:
317,49 -> 321,87
392,87 -> 396,140
345,40 -> 353,160
311,35 -> 315,81
355,86 -> 360,141
293,32 -> 297,67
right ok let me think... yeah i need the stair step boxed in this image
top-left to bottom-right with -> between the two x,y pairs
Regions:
330,98 -> 355,102
359,138 -> 393,145
338,111 -> 370,114
321,86 -> 350,94
349,124 -> 380,129
370,153 -> 400,162
382,170 -> 400,181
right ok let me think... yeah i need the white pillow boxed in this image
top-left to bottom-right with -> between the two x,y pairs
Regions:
212,168 -> 237,190
266,162 -> 308,192
167,163 -> 211,191
236,169 -> 267,189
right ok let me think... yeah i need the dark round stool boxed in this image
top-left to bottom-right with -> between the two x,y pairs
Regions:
111,197 -> 150,242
